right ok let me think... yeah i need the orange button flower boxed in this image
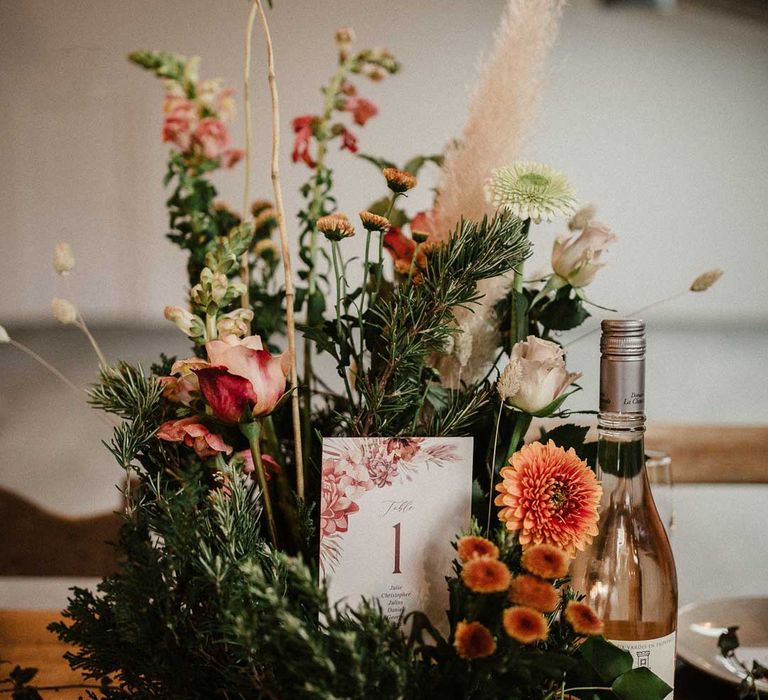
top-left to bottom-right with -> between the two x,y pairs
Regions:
509,575 -> 559,613
495,440 -> 602,554
520,544 -> 570,580
456,535 -> 500,563
454,620 -> 496,660
503,606 -> 549,644
461,556 -> 512,594
564,601 -> 604,636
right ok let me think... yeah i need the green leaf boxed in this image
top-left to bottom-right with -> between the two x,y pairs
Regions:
538,294 -> 591,331
511,288 -> 529,344
579,636 -> 633,684
611,667 -> 673,700
357,153 -> 398,171
402,153 -> 444,176
539,423 -> 589,452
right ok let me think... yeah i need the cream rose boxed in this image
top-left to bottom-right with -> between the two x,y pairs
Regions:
497,336 -> 581,415
551,221 -> 617,288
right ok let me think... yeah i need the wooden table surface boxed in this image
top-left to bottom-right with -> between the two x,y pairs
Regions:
0,609 -> 749,699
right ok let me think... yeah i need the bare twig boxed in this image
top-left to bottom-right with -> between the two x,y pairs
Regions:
240,0 -> 259,315
255,0 -> 305,499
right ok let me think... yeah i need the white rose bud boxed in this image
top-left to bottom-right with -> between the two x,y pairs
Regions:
497,336 -> 581,415
0,325 -> 10,343
53,241 -> 75,275
568,203 -> 597,232
164,306 -> 204,338
52,297 -> 79,325
551,221 -> 617,289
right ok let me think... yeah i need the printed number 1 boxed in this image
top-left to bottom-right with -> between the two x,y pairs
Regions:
392,522 -> 402,574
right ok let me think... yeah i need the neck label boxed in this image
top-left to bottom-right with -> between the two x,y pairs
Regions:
600,357 -> 645,413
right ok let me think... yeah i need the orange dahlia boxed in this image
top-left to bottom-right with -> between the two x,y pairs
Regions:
461,556 -> 512,594
454,620 -> 497,659
509,575 -> 559,613
502,606 -> 549,644
564,601 -> 604,636
520,544 -> 570,580
457,535 -> 500,563
495,440 -> 602,553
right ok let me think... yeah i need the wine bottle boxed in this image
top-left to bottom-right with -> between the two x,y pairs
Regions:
571,319 -> 677,697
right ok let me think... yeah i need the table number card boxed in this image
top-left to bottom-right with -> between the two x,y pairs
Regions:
319,436 -> 473,632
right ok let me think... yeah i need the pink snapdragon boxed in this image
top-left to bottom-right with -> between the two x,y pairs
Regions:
156,416 -> 232,459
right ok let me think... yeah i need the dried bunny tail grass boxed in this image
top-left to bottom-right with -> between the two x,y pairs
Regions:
434,0 -> 565,385
433,0 -> 565,238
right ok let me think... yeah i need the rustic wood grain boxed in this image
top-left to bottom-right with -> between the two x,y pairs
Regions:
0,610 -> 94,699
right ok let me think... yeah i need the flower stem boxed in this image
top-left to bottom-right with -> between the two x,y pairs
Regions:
255,0 -> 305,499
486,404 -> 504,536
239,0 -> 259,317
8,338 -> 82,395
331,240 -> 356,409
372,193 -> 400,307
407,242 -> 421,285
76,315 -> 107,367
243,421 -> 278,547
505,411 -> 532,464
510,218 -> 531,352
205,311 -> 218,341
357,227 -> 372,366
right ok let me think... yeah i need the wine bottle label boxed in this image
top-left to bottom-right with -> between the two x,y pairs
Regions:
599,356 -> 645,413
607,632 -> 676,698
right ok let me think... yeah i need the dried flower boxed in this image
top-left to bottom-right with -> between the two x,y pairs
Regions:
254,239 -> 279,260
508,575 -> 559,613
496,336 -> 581,415
335,26 -> 355,46
502,606 -> 549,644
250,199 -> 273,217
456,535 -> 499,563
690,268 -> 724,292
383,167 -> 417,193
253,207 -> 277,232
454,620 -> 497,660
495,441 -> 601,553
359,211 -> 390,233
551,221 -> 617,288
411,230 -> 430,244
164,306 -> 205,338
53,241 -> 75,275
487,161 -> 576,223
564,601 -> 604,636
52,297 -> 78,325
453,329 -> 474,370
568,203 -> 597,231
0,325 -> 9,343
520,544 -> 570,580
317,214 -> 355,241
461,555 -> 512,593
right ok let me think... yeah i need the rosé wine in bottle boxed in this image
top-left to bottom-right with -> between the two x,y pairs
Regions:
571,319 -> 677,698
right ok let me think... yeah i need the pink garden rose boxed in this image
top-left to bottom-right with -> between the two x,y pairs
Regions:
192,117 -> 230,160
195,334 -> 291,423
156,416 -> 232,459
551,221 -> 617,289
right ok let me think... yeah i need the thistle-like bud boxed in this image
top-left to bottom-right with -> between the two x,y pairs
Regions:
317,214 -> 355,241
690,268 -> 724,292
0,325 -> 9,343
359,211 -> 390,233
254,238 -> 279,260
412,230 -> 430,244
383,167 -> 417,193
164,306 -> 205,338
52,297 -> 78,325
53,241 -> 75,275
250,199 -> 273,217
568,203 -> 597,232
253,207 -> 277,232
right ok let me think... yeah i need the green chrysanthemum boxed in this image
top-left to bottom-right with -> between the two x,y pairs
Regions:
487,162 -> 577,223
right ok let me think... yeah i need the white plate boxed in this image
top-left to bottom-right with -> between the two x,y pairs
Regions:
677,597 -> 768,691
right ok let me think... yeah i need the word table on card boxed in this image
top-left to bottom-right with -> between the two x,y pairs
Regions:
319,437 -> 473,632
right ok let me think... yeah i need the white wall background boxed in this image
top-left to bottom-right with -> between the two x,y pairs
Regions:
1,0 -> 767,327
